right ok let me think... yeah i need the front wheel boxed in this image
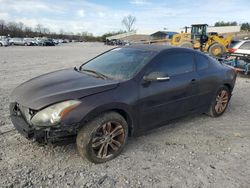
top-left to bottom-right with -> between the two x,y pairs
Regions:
76,112 -> 128,163
208,86 -> 231,117
208,43 -> 225,57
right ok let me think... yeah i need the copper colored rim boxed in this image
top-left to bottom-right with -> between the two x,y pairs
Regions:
215,90 -> 229,114
91,121 -> 125,159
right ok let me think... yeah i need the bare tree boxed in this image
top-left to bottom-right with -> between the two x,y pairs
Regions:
42,27 -> 50,34
24,26 -> 32,37
35,24 -> 43,36
0,19 -> 105,41
17,22 -> 24,31
0,20 -> 5,34
122,15 -> 136,32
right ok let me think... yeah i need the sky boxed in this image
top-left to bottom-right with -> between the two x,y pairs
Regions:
0,0 -> 249,36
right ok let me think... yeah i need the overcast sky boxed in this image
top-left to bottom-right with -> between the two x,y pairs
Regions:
0,0 -> 249,36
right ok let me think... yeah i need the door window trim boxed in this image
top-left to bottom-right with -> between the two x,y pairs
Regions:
194,53 -> 210,72
144,51 -> 196,77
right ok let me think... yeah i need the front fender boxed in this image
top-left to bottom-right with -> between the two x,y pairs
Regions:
60,90 -> 138,135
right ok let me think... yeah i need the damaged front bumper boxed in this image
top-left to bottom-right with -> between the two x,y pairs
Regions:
10,103 -> 77,144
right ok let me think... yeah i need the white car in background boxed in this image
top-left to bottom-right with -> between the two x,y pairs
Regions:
229,40 -> 250,56
0,36 -> 8,47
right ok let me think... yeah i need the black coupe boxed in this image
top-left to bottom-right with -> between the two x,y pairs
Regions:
10,45 -> 237,163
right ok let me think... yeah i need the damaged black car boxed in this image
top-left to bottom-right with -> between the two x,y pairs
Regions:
10,45 -> 236,163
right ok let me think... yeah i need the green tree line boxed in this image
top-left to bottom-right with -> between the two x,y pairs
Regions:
214,21 -> 250,31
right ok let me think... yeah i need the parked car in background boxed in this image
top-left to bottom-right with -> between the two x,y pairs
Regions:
34,38 -> 45,46
229,40 -> 250,56
52,39 -> 59,45
63,39 -> 69,43
10,45 -> 236,163
105,39 -> 129,46
24,38 -> 37,46
9,38 -> 28,46
42,38 -> 55,46
0,36 -> 8,47
58,39 -> 64,43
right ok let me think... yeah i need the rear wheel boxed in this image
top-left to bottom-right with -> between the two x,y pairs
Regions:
76,112 -> 128,163
208,86 -> 231,117
208,43 -> 225,57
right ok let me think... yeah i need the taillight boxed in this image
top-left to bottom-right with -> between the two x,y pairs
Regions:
228,48 -> 237,53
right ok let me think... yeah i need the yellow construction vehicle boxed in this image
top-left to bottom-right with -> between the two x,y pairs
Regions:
175,24 -> 233,57
148,24 -> 233,57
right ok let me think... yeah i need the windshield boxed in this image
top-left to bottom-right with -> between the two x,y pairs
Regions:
80,48 -> 155,80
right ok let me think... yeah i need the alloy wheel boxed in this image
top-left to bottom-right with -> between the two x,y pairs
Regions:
91,121 -> 125,159
215,90 -> 229,114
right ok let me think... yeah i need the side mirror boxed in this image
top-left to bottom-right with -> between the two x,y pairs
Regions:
143,72 -> 170,82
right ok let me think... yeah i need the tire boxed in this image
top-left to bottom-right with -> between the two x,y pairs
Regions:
76,112 -> 128,163
207,86 -> 231,117
0,43 -> 2,47
179,42 -> 193,49
208,43 -> 225,57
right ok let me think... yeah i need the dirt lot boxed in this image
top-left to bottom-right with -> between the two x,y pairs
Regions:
0,43 -> 250,188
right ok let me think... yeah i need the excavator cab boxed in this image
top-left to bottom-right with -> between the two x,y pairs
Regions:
191,24 -> 209,49
191,24 -> 208,39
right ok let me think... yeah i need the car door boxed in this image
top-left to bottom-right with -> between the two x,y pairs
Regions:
195,53 -> 224,112
138,50 -> 199,131
17,38 -> 22,45
194,53 -> 220,111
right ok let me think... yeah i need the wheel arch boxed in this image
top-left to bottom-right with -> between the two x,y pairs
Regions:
207,42 -> 218,51
78,104 -> 136,137
109,108 -> 134,136
223,83 -> 233,93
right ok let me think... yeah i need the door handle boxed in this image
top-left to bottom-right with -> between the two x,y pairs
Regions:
191,79 -> 196,84
156,77 -> 170,81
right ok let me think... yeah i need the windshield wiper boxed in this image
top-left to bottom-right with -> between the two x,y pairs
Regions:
81,68 -> 108,79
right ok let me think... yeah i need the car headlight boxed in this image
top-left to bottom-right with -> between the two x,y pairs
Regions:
31,100 -> 81,127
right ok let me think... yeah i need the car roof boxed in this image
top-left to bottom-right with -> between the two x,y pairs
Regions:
123,44 -> 179,52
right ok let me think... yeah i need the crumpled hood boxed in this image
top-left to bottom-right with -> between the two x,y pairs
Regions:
10,68 -> 119,110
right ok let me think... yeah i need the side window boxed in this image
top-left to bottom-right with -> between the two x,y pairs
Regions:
150,52 -> 194,76
239,42 -> 250,50
195,54 -> 209,71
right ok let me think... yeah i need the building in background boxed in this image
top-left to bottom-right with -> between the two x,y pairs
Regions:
106,25 -> 241,44
150,31 -> 178,40
106,29 -> 158,43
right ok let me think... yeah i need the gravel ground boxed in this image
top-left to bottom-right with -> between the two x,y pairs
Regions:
0,43 -> 250,188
